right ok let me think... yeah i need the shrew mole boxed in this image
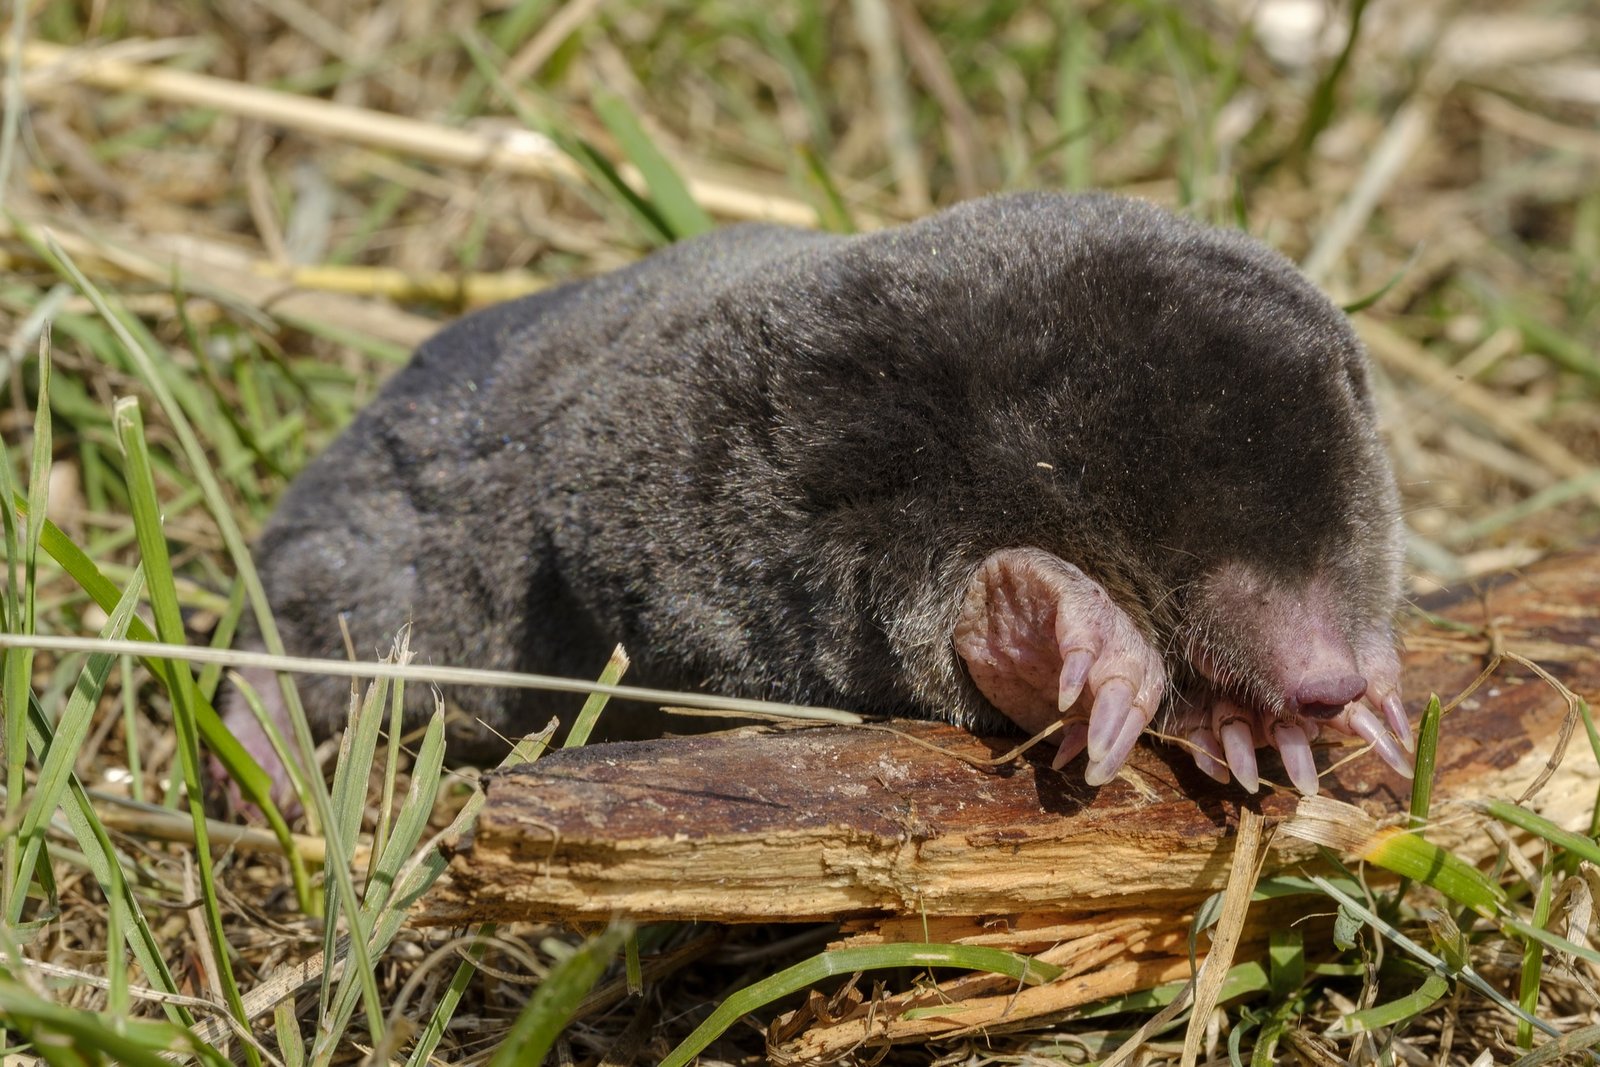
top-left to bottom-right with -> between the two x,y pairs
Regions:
232,191 -> 1414,798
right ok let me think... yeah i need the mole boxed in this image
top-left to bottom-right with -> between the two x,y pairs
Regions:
229,191 -> 1414,801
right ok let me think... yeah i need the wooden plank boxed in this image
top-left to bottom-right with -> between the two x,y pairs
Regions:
423,548 -> 1600,926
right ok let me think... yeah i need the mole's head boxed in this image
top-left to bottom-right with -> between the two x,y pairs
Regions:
1100,215 -> 1404,720
946,193 -> 1409,792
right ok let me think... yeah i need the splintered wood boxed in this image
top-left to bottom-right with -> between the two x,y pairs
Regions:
424,550 -> 1599,1049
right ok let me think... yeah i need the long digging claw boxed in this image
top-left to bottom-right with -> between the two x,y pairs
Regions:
1220,718 -> 1260,793
1381,691 -> 1414,753
1084,708 -> 1145,785
1274,723 -> 1320,796
1051,721 -> 1089,770
1187,727 -> 1231,784
1349,704 -> 1415,779
1058,648 -> 1094,712
1085,678 -> 1135,764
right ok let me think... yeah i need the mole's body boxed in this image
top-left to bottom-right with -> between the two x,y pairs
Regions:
237,192 -> 1412,797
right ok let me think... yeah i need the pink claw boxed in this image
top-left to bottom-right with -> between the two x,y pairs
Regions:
1220,717 -> 1260,793
1381,691 -> 1414,753
1058,648 -> 1094,712
1274,723 -> 1319,796
1085,678 -> 1135,764
1349,704 -> 1414,778
1051,721 -> 1089,770
1084,708 -> 1144,786
1187,727 -> 1231,784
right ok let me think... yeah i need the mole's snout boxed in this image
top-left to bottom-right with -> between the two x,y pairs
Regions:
1291,673 -> 1368,719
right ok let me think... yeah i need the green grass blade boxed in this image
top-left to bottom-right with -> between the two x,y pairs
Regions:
1500,914 -> 1600,967
1267,928 -> 1304,1002
23,246 -> 254,487
317,671 -> 393,1050
1363,827 -> 1506,916
1342,259 -> 1413,314
117,657 -> 144,804
0,976 -> 230,1067
105,846 -> 129,1021
1250,874 -> 1363,900
592,89 -> 713,240
275,996 -> 307,1067
1084,961 -> 1278,1017
795,143 -> 855,234
1445,472 -> 1600,548
1581,699 -> 1600,841
394,730 -> 556,1066
753,19 -> 829,150
1518,849 -> 1554,1048
173,285 -> 287,486
196,578 -> 247,699
21,693 -> 193,1027
10,570 -> 143,925
1055,21 -> 1094,188
21,326 -> 48,643
1310,875 -> 1560,1041
1392,692 -> 1444,913
1480,799 -> 1600,867
486,925 -> 631,1067
659,944 -> 1062,1067
113,397 -> 259,1067
1410,694 -> 1442,827
363,703 -> 445,920
566,132 -> 676,243
403,924 -> 492,1067
16,503 -> 295,825
371,637 -> 408,877
1497,300 -> 1600,384
456,32 -> 673,244
1328,972 -> 1450,1035
320,703 -> 448,1063
0,396 -> 19,637
1288,0 -> 1370,167
333,671 -> 392,873
0,337 -> 44,924
563,645 -> 628,749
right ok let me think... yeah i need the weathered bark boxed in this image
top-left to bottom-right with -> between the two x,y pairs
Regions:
426,549 -> 1599,928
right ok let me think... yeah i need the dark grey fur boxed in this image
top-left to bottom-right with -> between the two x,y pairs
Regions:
250,192 -> 1400,751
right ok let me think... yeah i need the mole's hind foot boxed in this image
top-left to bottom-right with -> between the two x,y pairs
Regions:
212,663 -> 305,821
954,547 -> 1165,786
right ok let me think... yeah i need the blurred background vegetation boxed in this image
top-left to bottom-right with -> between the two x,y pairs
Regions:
5,0 -> 1599,595
1,0 -> 1598,1063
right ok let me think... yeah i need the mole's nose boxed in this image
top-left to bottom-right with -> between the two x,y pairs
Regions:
1292,673 -> 1366,718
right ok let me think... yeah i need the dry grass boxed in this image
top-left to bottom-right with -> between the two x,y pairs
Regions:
2,0 -> 1599,1063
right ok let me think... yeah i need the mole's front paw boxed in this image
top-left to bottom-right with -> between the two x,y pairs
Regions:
954,547 -> 1165,785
